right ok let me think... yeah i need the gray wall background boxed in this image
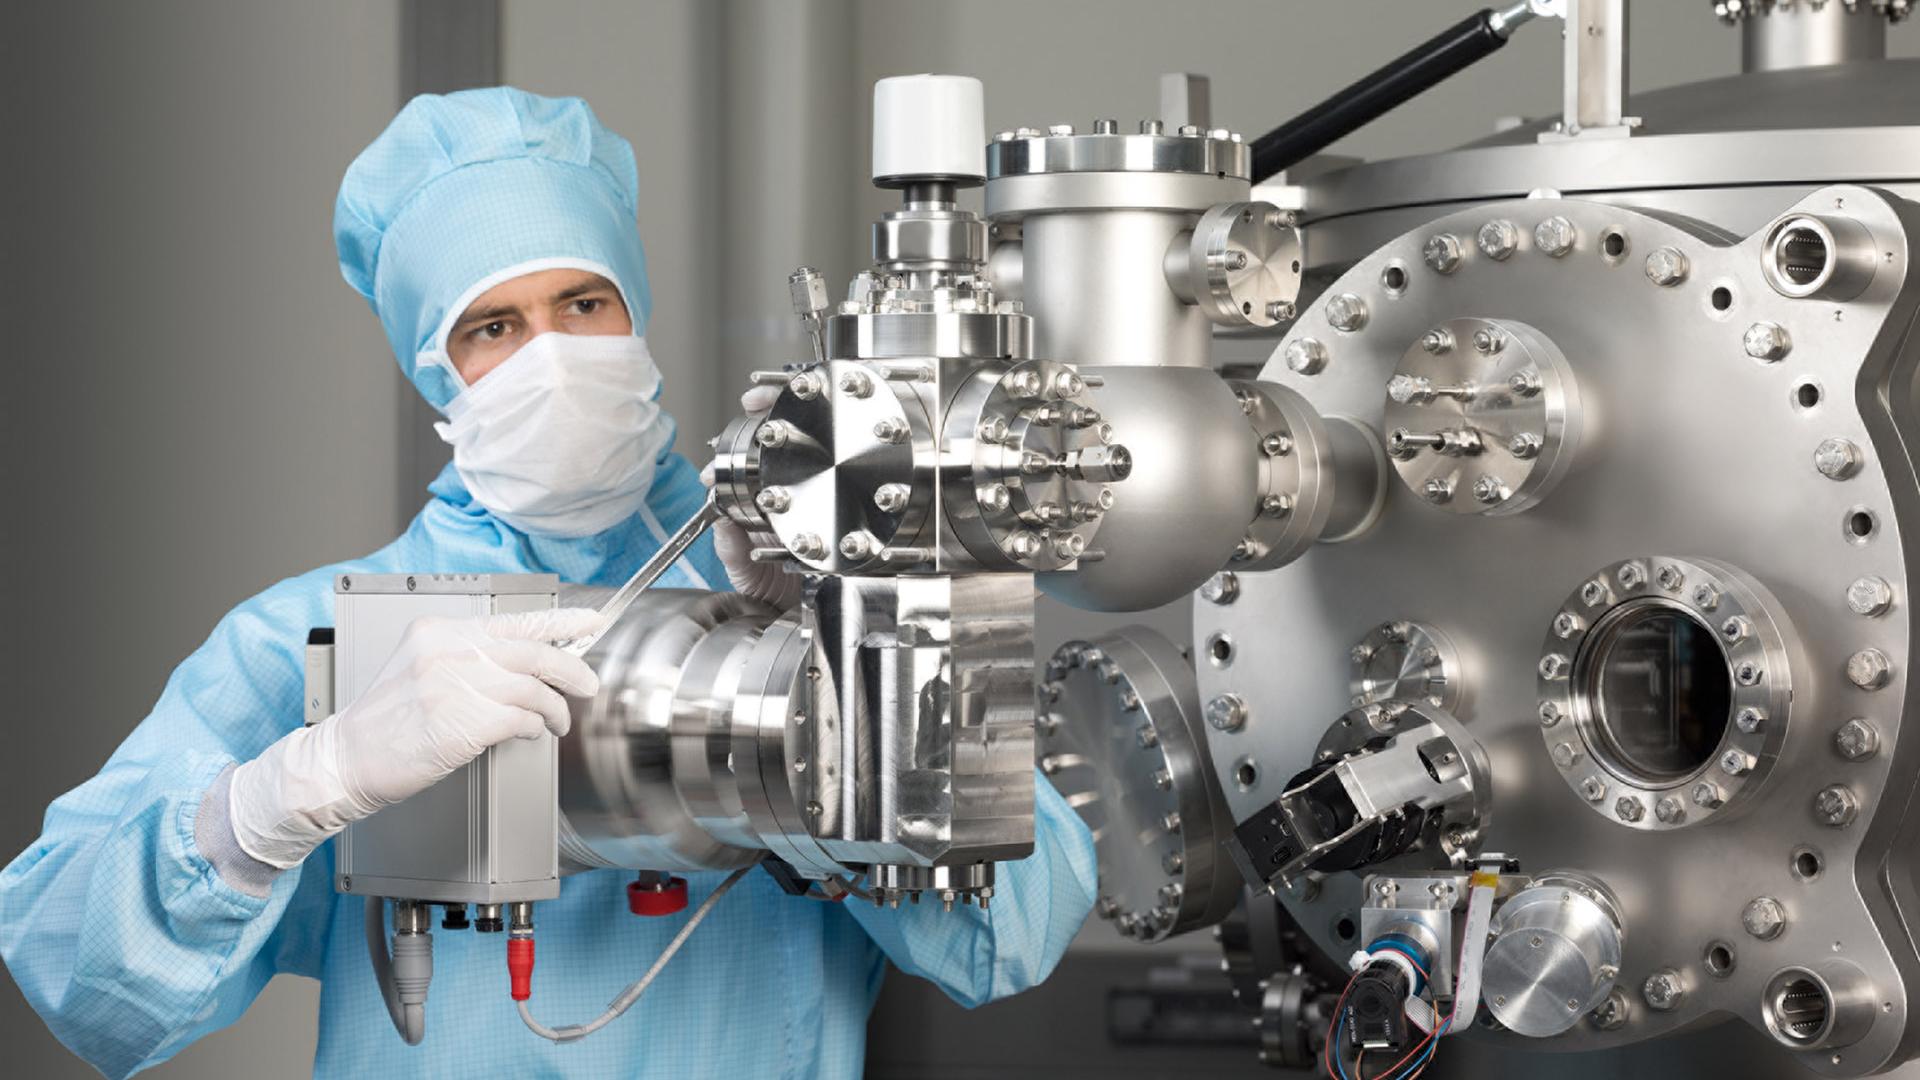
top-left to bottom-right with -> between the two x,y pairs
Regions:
4,2 -> 1914,1077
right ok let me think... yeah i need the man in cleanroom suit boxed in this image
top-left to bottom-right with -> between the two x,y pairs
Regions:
0,87 -> 1096,1078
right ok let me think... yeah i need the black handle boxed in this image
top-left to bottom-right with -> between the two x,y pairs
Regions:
1250,7 -> 1510,183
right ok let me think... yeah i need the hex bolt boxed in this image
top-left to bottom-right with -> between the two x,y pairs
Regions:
838,369 -> 874,398
1325,293 -> 1369,332
1007,369 -> 1045,399
1742,897 -> 1787,941
1053,532 -> 1088,560
1507,368 -> 1543,397
1535,216 -> 1577,257
1847,648 -> 1893,690
1474,327 -> 1508,354
1847,576 -> 1894,617
1836,718 -> 1880,761
1815,785 -> 1860,828
1743,321 -> 1791,362
1388,375 -> 1434,405
1813,437 -> 1863,480
755,420 -> 794,448
1053,370 -> 1087,398
1285,337 -> 1328,375
1200,572 -> 1240,605
1734,661 -> 1763,686
755,487 -> 793,514
1657,565 -> 1686,592
1006,532 -> 1042,559
1554,611 -> 1585,639
1719,616 -> 1750,643
1615,796 -> 1645,823
1159,882 -> 1184,907
1206,694 -> 1248,733
1423,233 -> 1464,274
872,417 -> 910,444
1539,700 -> 1564,727
1617,562 -> 1647,589
1643,970 -> 1684,1011
1719,748 -> 1755,776
1581,776 -> 1608,802
1691,583 -> 1720,610
790,533 -> 827,560
1644,246 -> 1690,286
1477,219 -> 1520,261
1420,328 -> 1455,354
1261,432 -> 1293,456
1654,796 -> 1685,824
1590,989 -> 1630,1030
1423,477 -> 1454,504
977,415 -> 1011,444
1735,706 -> 1767,734
1471,475 -> 1507,504
1160,851 -> 1185,875
1262,494 -> 1294,517
1267,301 -> 1296,321
865,480 -> 914,515
1582,580 -> 1610,607
1539,653 -> 1570,679
838,531 -> 875,560
1163,811 -> 1183,833
1137,724 -> 1160,749
788,370 -> 824,400
1151,768 -> 1174,792
1692,781 -> 1725,809
1065,405 -> 1103,428
1551,742 -> 1580,768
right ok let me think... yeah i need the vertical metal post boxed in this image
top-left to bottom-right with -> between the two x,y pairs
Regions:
1158,73 -> 1211,131
1558,0 -> 1635,138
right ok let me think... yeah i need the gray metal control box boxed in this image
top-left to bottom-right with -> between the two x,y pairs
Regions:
320,573 -> 562,904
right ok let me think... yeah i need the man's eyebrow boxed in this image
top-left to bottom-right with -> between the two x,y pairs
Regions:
453,301 -> 521,329
550,279 -> 617,303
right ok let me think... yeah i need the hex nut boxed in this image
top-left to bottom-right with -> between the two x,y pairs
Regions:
1206,694 -> 1248,733
1835,718 -> 1880,761
1846,576 -> 1894,617
1477,219 -> 1519,261
1615,796 -> 1645,823
1285,337 -> 1328,375
1815,785 -> 1860,827
1200,572 -> 1240,605
1692,781 -> 1725,809
1423,233 -> 1463,274
1644,246 -> 1690,286
1814,438 -> 1863,481
1847,648 -> 1893,690
1325,293 -> 1369,333
1741,897 -> 1786,941
1535,216 -> 1577,257
1643,969 -> 1684,1011
1743,321 -> 1791,362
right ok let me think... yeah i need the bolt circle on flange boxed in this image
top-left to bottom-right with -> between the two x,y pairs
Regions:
1382,316 -> 1580,517
1348,620 -> 1463,713
1539,556 -> 1796,832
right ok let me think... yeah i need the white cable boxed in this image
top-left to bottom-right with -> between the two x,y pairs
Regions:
1446,874 -> 1497,1035
517,858 -> 760,1043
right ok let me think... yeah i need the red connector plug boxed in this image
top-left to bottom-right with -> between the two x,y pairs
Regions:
507,935 -> 535,1001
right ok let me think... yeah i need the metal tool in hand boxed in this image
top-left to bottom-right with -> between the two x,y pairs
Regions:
558,491 -> 722,656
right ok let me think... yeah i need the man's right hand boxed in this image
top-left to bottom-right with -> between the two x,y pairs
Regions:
228,608 -> 605,870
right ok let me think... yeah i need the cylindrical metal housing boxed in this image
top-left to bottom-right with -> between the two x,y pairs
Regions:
1742,6 -> 1888,73
1481,872 -> 1626,1037
1021,210 -> 1215,367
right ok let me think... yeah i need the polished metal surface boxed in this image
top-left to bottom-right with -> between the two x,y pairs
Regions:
1725,0 -> 1896,73
1040,627 -> 1239,942
986,127 -> 1248,181
1481,871 -> 1626,1037
1350,619 -> 1464,714
1197,187 -> 1920,1073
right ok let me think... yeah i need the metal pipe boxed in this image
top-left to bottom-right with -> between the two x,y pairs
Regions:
1249,6 -> 1535,183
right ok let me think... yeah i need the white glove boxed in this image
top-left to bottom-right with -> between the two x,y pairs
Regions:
229,608 -> 607,869
706,383 -> 804,609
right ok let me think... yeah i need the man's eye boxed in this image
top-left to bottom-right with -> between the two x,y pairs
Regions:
570,298 -> 601,315
473,321 -> 509,341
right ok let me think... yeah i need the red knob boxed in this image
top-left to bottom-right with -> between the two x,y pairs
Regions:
627,876 -> 689,916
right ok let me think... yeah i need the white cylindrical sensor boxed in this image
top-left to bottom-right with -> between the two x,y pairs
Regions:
871,74 -> 985,186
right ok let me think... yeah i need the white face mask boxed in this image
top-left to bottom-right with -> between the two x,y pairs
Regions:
434,332 -> 669,537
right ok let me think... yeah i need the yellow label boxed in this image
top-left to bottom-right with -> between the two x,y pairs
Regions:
1469,871 -> 1500,890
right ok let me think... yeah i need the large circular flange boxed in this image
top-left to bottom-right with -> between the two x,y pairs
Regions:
1349,620 -> 1463,714
1382,316 -> 1581,516
986,129 -> 1249,181
1040,628 -> 1239,943
1537,556 -> 1796,832
947,358 -> 1124,572
1189,201 -> 1303,329
754,359 -> 935,572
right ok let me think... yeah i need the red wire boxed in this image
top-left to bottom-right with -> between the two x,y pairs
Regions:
1369,1009 -> 1448,1079
1323,976 -> 1356,1079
